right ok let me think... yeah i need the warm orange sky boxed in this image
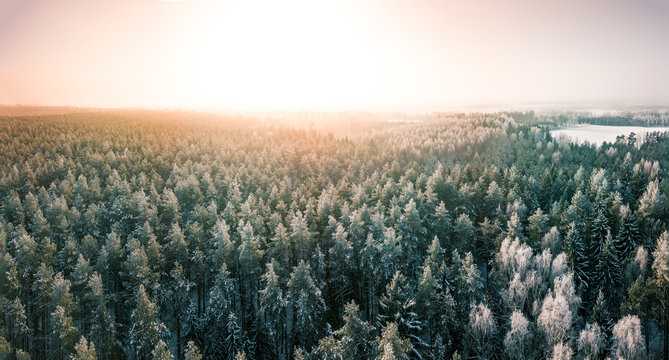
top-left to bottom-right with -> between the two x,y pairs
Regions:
1,0 -> 668,111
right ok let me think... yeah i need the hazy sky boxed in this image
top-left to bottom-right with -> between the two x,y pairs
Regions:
1,0 -> 668,111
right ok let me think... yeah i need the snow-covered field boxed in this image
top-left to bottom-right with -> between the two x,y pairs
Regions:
550,125 -> 669,146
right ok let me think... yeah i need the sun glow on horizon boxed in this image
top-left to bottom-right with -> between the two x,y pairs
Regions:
176,0 -> 386,110
165,0 -> 456,111
1,0 -> 669,110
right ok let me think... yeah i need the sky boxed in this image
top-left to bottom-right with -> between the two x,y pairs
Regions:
1,0 -> 668,111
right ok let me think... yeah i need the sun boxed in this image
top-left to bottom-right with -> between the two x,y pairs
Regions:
169,0 -> 384,110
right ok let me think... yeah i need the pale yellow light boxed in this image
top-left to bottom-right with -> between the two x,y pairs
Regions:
172,0 -> 384,110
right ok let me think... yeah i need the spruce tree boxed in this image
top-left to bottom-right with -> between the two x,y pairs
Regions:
598,232 -> 622,314
288,260 -> 326,350
259,262 -> 285,358
86,273 -> 116,359
376,322 -> 412,360
72,336 -> 96,360
614,205 -> 640,262
379,271 -> 426,357
129,285 -> 166,360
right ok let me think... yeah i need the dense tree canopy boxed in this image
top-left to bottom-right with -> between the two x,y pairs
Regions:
0,110 -> 667,359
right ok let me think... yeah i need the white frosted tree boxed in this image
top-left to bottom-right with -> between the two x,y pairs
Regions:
542,227 -> 562,254
504,272 -> 529,311
612,315 -> 646,360
538,290 -> 571,346
576,323 -> 604,360
635,246 -> 649,274
497,237 -> 532,282
553,272 -> 580,315
550,343 -> 572,360
503,310 -> 530,360
467,303 -> 496,359
637,180 -> 666,240
652,231 -> 669,358
498,237 -> 547,313
638,179 -> 664,221
551,253 -> 568,281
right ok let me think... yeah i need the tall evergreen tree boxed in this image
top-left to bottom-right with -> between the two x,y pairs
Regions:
51,273 -> 77,360
614,205 -> 640,262
379,271 -> 426,358
259,262 -> 285,359
376,322 -> 412,360
598,233 -> 622,314
72,336 -> 96,360
129,285 -> 166,360
85,273 -> 116,359
152,340 -> 173,360
287,260 -> 325,350
334,301 -> 376,360
205,265 -> 235,358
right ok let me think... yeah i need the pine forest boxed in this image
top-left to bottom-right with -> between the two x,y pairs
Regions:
1,110 -> 668,360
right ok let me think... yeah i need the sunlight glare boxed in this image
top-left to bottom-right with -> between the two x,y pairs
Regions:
178,0 -> 378,110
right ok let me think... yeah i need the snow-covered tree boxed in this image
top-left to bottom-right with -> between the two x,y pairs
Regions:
184,341 -> 202,360
379,271 -> 425,356
152,340 -> 173,360
577,323 -> 604,360
612,315 -> 646,360
550,343 -> 572,360
376,322 -> 412,360
652,231 -> 669,358
259,261 -> 286,358
288,260 -> 326,349
538,290 -> 572,346
129,285 -> 167,360
467,303 -> 496,359
614,205 -> 640,262
503,310 -> 530,360
72,336 -> 96,360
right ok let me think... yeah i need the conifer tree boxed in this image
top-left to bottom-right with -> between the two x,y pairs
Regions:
416,264 -> 441,344
597,233 -> 622,313
152,340 -> 173,360
129,285 -> 166,360
225,313 -> 243,360
333,301 -> 376,360
328,222 -> 353,320
398,198 -> 428,277
162,263 -> 192,359
614,205 -> 640,262
379,271 -> 426,357
184,341 -> 202,360
51,273 -> 77,360
72,336 -> 96,360
288,260 -> 326,349
376,322 -> 412,360
259,262 -> 285,358
86,273 -> 116,359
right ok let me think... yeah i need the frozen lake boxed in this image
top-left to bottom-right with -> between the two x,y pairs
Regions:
550,125 -> 669,146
